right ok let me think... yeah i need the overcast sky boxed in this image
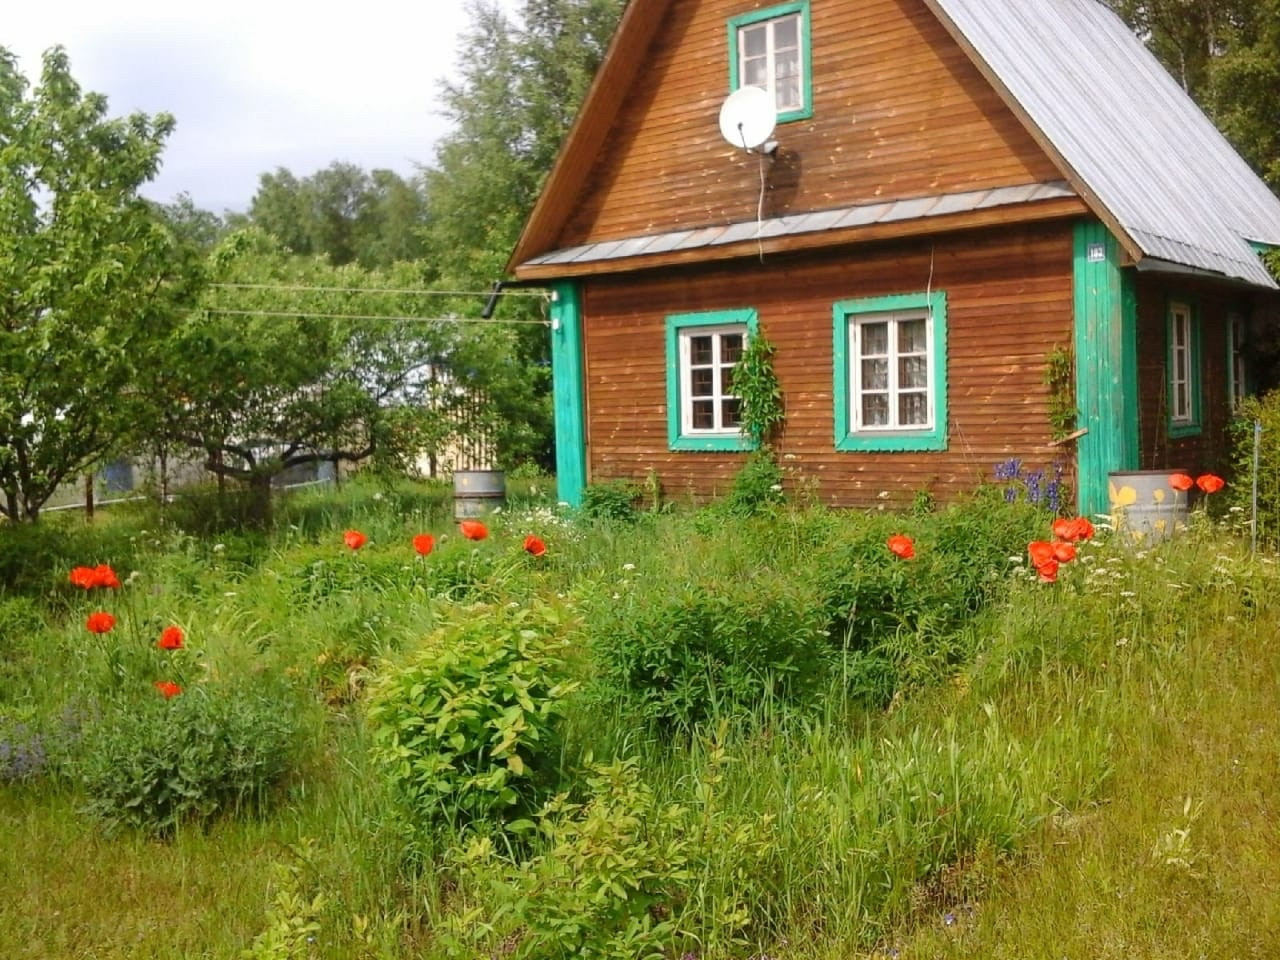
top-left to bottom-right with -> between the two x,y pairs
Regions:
4,1 -> 517,215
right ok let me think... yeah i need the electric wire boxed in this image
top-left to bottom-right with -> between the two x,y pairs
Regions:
201,308 -> 549,325
210,283 -> 548,298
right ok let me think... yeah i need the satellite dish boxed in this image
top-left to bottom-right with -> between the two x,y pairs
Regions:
718,85 -> 776,151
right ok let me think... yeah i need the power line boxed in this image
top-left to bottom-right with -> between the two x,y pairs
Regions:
210,283 -> 549,298
202,308 -> 549,325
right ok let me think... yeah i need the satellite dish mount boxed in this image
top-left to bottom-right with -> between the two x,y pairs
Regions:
718,85 -> 778,155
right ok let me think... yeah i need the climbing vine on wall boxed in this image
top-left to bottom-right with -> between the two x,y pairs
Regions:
732,333 -> 785,447
1044,345 -> 1077,440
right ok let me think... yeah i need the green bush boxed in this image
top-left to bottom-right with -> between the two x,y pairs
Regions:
366,601 -> 579,834
723,448 -> 786,518
580,480 -> 640,524
585,568 -> 833,731
1230,393 -> 1280,544
77,682 -> 299,834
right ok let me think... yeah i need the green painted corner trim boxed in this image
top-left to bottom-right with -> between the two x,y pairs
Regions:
1166,297 -> 1203,439
549,281 -> 586,507
832,290 -> 948,452
727,0 -> 813,124
666,308 -> 759,453
1073,221 -> 1139,517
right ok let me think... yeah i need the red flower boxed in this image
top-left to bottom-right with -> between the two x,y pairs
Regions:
1169,473 -> 1194,492
158,625 -> 185,650
459,520 -> 489,541
1036,558 -> 1060,583
1051,518 -> 1071,540
887,534 -> 915,559
343,529 -> 368,551
69,564 -> 120,589
523,535 -> 547,557
1195,473 -> 1225,494
1063,517 -> 1095,542
1051,540 -> 1077,564
1027,540 -> 1055,569
153,680 -> 182,699
412,533 -> 435,556
86,611 -> 116,634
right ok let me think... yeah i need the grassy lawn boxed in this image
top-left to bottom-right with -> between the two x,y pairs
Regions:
1,479 -> 1276,958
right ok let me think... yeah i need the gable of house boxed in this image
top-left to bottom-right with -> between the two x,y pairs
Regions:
511,0 -> 1072,274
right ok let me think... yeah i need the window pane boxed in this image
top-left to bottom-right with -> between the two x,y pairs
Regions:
1174,348 -> 1186,382
774,16 -> 799,48
861,358 -> 888,391
899,391 -> 928,425
692,400 -> 715,429
900,355 -> 928,389
742,24 -> 767,57
862,393 -> 889,426
691,368 -> 713,397
690,335 -> 713,365
1173,318 -> 1186,348
744,58 -> 769,89
776,78 -> 800,110
722,398 -> 742,427
720,367 -> 737,394
720,333 -> 744,363
860,322 -> 888,356
1175,383 -> 1188,418
898,318 -> 927,354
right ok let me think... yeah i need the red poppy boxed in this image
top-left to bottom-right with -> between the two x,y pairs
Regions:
412,533 -> 435,556
887,534 -> 915,559
523,535 -> 547,557
1168,473 -> 1194,492
459,520 -> 489,541
153,680 -> 182,699
343,529 -> 368,551
1051,540 -> 1077,563
1027,540 -> 1055,569
69,564 -> 120,589
1064,517 -> 1095,542
1052,518 -> 1071,540
158,625 -> 185,650
1036,558 -> 1059,583
86,611 -> 116,634
1195,473 -> 1225,494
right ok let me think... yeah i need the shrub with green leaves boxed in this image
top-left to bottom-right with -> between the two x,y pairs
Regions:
366,600 -> 579,834
77,682 -> 299,834
585,569 -> 832,731
580,480 -> 640,524
1230,392 -> 1280,544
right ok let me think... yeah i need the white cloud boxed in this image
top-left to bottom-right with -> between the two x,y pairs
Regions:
3,0 -> 518,213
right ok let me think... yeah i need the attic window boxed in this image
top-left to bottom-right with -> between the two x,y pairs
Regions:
728,2 -> 812,123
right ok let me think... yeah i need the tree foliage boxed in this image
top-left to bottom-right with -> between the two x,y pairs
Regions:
237,161 -> 429,268
0,46 -> 202,522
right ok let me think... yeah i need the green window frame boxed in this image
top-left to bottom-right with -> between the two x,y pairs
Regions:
727,1 -> 813,124
666,309 -> 759,452
1167,299 -> 1202,438
833,291 -> 948,452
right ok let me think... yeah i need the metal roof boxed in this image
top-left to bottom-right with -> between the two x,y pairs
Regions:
929,0 -> 1280,289
524,181 -> 1076,267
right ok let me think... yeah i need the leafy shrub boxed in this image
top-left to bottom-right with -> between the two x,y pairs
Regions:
366,601 -> 579,834
77,683 -> 299,834
723,448 -> 786,517
586,569 -> 832,731
580,480 -> 640,524
1230,392 -> 1280,544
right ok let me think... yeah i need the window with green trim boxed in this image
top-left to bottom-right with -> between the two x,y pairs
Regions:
1167,300 -> 1202,436
833,292 -> 948,452
666,309 -> 757,452
1228,310 -> 1250,411
728,2 -> 812,123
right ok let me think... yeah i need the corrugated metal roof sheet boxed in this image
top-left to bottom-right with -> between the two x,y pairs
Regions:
524,181 -> 1076,267
930,0 -> 1280,289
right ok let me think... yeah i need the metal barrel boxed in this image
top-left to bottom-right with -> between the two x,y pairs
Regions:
453,469 -> 506,521
1108,469 -> 1189,542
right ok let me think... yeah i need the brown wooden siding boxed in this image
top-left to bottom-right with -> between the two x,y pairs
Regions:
556,0 -> 1062,251
581,221 -> 1075,507
1133,274 -> 1252,475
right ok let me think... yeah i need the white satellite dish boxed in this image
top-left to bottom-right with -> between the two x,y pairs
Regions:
718,85 -> 776,151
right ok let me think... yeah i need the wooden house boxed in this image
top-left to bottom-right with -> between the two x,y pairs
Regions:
507,0 -> 1280,515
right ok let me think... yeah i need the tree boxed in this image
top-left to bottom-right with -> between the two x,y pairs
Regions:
160,230 -> 471,523
241,162 -> 428,268
0,47 -> 202,522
